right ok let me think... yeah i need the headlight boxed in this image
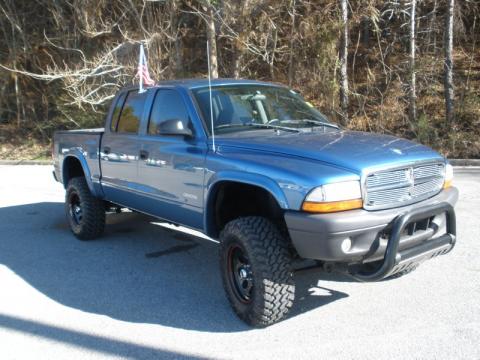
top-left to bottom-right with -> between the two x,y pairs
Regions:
302,180 -> 363,213
444,163 -> 453,189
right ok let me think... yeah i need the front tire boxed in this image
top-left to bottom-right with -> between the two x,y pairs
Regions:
65,177 -> 105,240
219,217 -> 295,327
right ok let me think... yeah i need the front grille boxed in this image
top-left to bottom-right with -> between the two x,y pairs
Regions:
364,162 -> 445,210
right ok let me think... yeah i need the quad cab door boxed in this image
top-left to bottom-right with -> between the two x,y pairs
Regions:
100,89 -> 148,208
136,88 -> 207,229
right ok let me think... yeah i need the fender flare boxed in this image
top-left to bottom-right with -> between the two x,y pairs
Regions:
203,170 -> 289,237
62,151 -> 98,196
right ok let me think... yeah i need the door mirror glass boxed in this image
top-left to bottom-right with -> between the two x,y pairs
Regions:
158,119 -> 193,137
148,89 -> 194,137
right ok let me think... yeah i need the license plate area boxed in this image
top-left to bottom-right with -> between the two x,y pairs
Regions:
402,215 -> 435,236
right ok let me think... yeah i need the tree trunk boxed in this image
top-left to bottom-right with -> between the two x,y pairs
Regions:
361,16 -> 370,47
339,0 -> 349,125
428,0 -> 438,54
232,0 -> 252,79
14,72 -> 21,127
444,0 -> 455,125
408,0 -> 417,124
170,0 -> 183,77
232,0 -> 248,79
206,2 -> 219,79
269,27 -> 278,80
287,0 -> 296,87
232,46 -> 243,79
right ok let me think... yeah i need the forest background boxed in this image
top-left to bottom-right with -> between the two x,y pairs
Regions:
0,0 -> 478,160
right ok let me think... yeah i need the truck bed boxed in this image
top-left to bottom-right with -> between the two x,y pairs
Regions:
53,128 -> 105,188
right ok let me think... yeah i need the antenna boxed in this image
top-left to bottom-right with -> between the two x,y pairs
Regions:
206,40 -> 216,152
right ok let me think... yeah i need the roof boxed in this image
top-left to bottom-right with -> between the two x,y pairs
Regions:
158,78 -> 287,89
124,78 -> 287,90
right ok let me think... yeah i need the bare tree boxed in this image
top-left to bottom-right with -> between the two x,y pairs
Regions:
205,0 -> 219,78
169,0 -> 184,77
427,0 -> 438,53
287,0 -> 297,87
231,0 -> 253,79
444,0 -> 454,125
0,0 -> 478,160
339,0 -> 349,124
408,0 -> 417,124
0,1 -> 26,126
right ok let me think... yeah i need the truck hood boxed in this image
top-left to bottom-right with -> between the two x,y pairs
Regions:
215,130 -> 444,173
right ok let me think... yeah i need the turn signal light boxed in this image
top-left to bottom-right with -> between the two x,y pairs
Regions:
443,163 -> 453,189
302,199 -> 363,213
443,179 -> 453,189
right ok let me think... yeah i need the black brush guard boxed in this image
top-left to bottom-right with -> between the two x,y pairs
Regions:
349,202 -> 456,281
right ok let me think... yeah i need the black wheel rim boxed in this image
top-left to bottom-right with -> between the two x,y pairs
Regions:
227,245 -> 253,303
68,193 -> 83,226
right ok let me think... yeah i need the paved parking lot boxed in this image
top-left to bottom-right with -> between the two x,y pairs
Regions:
0,165 -> 479,359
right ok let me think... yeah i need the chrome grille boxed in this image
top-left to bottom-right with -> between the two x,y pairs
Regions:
364,162 -> 445,210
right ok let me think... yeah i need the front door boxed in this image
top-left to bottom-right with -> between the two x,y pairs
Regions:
136,88 -> 207,229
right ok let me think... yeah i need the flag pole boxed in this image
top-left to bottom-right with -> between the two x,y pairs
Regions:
207,40 -> 215,152
138,43 -> 144,93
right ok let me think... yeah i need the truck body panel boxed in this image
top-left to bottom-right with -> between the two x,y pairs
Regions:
54,128 -> 104,197
53,79 -> 457,272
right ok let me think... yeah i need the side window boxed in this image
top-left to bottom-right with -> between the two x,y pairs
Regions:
148,89 -> 190,135
116,90 -> 146,133
110,92 -> 127,132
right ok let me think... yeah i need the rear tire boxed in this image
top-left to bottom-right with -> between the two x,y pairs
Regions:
219,216 -> 295,327
65,177 -> 105,240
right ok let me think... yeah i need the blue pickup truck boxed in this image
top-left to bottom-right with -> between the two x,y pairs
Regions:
53,79 -> 457,326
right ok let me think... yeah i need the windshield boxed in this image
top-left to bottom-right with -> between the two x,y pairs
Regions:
192,85 -> 337,134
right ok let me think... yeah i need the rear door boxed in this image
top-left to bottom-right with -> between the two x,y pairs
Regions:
136,87 -> 207,229
100,89 -> 149,207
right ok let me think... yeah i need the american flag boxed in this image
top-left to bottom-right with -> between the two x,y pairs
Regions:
137,43 -> 155,92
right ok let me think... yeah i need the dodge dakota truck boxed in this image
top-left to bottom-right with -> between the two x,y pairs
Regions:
53,79 -> 457,327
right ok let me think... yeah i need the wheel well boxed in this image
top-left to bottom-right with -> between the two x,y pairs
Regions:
207,181 -> 287,239
63,156 -> 85,185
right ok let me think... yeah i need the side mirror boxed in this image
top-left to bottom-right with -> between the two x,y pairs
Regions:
158,119 -> 193,137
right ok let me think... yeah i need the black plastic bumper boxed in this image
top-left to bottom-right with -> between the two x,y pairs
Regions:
348,201 -> 456,281
285,187 -> 458,263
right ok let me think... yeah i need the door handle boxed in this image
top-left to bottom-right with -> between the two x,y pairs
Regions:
103,146 -> 111,154
139,150 -> 149,160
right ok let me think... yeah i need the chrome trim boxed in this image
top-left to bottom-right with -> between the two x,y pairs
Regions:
361,160 -> 446,211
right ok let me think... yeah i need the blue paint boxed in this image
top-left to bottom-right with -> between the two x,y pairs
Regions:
53,79 -> 447,237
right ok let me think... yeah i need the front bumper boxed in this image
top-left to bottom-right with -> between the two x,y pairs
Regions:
285,187 -> 458,268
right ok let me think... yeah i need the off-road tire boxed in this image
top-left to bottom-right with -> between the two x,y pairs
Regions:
65,177 -> 105,240
219,216 -> 295,327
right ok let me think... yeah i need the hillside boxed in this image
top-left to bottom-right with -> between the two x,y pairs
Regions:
0,0 -> 478,160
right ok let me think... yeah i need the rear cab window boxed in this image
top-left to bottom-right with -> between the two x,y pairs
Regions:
110,92 -> 127,132
111,90 -> 147,134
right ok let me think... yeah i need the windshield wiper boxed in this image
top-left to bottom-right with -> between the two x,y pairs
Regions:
302,119 -> 340,129
214,122 -> 300,133
245,122 -> 300,133
274,119 -> 340,130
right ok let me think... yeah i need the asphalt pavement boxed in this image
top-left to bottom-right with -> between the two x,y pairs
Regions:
0,165 -> 479,359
